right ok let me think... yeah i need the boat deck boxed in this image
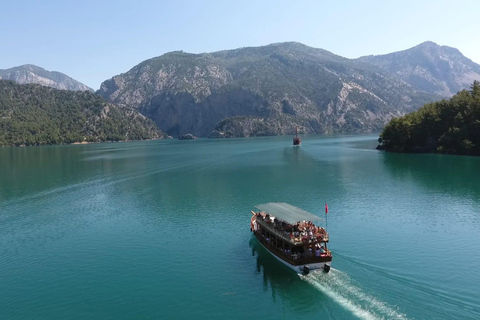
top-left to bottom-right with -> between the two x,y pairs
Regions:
253,215 -> 332,266
256,216 -> 329,246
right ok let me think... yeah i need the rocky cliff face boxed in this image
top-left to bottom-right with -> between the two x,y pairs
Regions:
0,64 -> 93,92
98,42 -> 444,137
357,41 -> 480,97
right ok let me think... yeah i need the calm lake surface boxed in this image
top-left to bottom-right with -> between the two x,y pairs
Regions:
1,134 -> 479,319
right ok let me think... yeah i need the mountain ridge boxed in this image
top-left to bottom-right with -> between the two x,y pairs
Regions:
98,42 -> 442,137
0,64 -> 93,92
357,41 -> 480,96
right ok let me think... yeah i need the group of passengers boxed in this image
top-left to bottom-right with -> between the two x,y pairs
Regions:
259,213 -> 327,243
289,221 -> 326,243
287,244 -> 326,259
310,244 -> 326,257
262,232 -> 327,260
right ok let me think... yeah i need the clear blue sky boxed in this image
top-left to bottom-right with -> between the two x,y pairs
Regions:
1,0 -> 479,90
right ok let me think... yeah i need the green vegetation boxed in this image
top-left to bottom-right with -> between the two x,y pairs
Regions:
213,115 -> 309,137
378,81 -> 480,155
0,80 -> 162,147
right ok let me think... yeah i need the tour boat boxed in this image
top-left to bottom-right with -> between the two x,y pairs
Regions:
250,202 -> 332,275
293,127 -> 301,146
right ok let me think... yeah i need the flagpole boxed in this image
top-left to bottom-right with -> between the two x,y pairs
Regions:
325,202 -> 328,232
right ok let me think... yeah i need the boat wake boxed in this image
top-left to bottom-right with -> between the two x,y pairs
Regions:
299,269 -> 407,320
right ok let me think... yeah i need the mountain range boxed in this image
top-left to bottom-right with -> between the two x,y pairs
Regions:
0,64 -> 93,92
97,41 -> 480,137
3,41 -> 480,140
357,41 -> 480,97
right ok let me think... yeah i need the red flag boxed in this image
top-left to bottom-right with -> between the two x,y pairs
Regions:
325,202 -> 328,214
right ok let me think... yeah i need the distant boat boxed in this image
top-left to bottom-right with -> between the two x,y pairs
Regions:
250,202 -> 332,275
293,127 -> 301,146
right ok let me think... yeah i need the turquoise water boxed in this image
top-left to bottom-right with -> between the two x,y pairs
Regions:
1,134 -> 479,319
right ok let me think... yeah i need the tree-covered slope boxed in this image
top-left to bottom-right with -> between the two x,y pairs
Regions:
0,80 -> 164,146
98,42 -> 437,137
377,81 -> 480,155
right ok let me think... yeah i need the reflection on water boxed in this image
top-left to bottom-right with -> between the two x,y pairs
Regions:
382,152 -> 480,202
249,237 -> 326,314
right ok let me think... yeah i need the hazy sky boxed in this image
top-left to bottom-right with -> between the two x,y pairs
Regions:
1,0 -> 479,89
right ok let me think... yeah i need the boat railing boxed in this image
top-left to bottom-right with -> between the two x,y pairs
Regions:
256,218 -> 293,243
257,235 -> 332,263
256,217 -> 329,244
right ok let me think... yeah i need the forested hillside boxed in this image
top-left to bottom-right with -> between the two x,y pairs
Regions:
378,81 -> 480,155
0,80 -> 164,146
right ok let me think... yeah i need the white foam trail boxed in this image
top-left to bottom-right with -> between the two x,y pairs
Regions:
300,269 -> 407,320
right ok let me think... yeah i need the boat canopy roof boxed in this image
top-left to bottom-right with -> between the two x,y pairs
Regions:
255,202 -> 321,224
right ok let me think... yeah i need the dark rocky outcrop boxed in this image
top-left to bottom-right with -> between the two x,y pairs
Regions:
208,130 -> 230,138
179,133 -> 198,140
